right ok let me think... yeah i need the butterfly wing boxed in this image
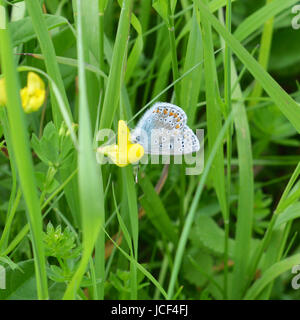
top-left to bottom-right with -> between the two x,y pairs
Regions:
131,102 -> 200,155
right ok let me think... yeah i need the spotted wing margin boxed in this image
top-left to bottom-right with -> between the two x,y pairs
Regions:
135,102 -> 187,130
131,102 -> 199,155
148,126 -> 200,155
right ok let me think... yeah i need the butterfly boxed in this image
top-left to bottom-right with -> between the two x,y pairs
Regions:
97,102 -> 200,167
130,102 -> 200,155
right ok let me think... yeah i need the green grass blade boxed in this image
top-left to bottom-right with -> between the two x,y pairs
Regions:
122,167 -> 139,299
0,2 -> 48,299
245,253 -> 300,300
103,227 -> 168,299
196,1 -> 300,134
180,6 -> 203,124
99,0 -> 134,130
228,51 -> 254,300
249,0 -> 274,108
198,0 -> 227,230
63,0 -> 105,299
25,0 -> 72,126
234,0 -> 299,42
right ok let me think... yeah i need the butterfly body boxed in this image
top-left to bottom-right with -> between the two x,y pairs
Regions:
131,102 -> 200,155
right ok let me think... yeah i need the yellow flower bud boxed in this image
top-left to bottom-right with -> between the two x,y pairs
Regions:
128,143 -> 144,164
97,120 -> 144,167
21,72 -> 46,113
0,72 -> 46,113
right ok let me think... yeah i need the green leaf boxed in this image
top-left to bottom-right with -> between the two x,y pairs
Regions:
183,248 -> 213,287
10,14 -> 68,47
139,174 -> 178,244
43,222 -> 80,259
251,105 -> 297,142
274,202 -> 300,229
35,172 -> 59,194
31,122 -> 59,166
190,215 -> 235,258
234,0 -> 300,42
0,260 -> 37,300
153,0 -> 169,24
125,13 -> 143,83
269,28 -> 300,77
245,253 -> 300,299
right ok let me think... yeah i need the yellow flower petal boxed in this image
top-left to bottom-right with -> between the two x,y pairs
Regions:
128,143 -> 145,164
27,72 -> 45,94
21,72 -> 46,113
118,120 -> 130,162
20,87 -> 29,108
0,72 -> 45,112
97,120 -> 144,167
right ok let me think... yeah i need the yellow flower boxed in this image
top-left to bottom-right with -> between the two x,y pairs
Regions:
0,78 -> 7,107
0,72 -> 45,113
20,72 -> 46,113
97,120 -> 144,167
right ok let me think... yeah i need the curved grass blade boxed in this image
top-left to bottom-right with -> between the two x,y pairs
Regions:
0,2 -> 48,299
196,1 -> 300,134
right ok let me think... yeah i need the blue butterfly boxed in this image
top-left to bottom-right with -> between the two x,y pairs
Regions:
131,102 -> 200,155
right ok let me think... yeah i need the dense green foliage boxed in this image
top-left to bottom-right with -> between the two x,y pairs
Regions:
0,0 -> 300,300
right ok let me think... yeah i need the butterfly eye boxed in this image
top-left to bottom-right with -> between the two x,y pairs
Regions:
136,136 -> 140,142
159,143 -> 163,148
170,144 -> 173,149
159,118 -> 163,122
162,137 -> 166,142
